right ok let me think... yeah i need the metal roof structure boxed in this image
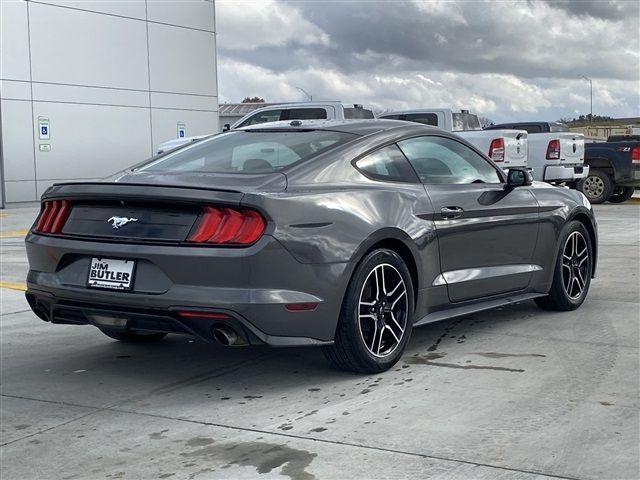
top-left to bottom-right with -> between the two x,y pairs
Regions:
219,103 -> 279,117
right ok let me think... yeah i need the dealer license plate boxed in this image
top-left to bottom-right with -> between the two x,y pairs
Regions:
88,258 -> 135,291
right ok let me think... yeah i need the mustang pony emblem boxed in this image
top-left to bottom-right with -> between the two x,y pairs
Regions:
108,216 -> 138,229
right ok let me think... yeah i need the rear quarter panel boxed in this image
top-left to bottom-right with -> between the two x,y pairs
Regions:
243,181 -> 440,291
585,142 -> 638,184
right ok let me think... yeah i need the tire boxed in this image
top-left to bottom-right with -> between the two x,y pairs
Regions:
535,220 -> 593,311
607,186 -> 635,203
323,248 -> 414,373
577,169 -> 613,204
99,328 -> 167,343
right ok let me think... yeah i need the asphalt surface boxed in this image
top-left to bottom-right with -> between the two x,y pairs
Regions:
1,200 -> 638,480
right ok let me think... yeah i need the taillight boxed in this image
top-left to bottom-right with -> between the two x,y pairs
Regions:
632,145 -> 640,164
187,207 -> 266,245
33,200 -> 72,234
546,139 -> 561,160
488,138 -> 505,162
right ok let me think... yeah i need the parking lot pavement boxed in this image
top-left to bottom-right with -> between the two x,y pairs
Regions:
1,203 -> 638,480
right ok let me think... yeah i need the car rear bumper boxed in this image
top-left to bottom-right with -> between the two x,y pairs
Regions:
543,164 -> 589,182
25,233 -> 351,345
25,290 -> 333,346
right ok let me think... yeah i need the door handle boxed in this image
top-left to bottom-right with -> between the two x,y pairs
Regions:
440,206 -> 464,219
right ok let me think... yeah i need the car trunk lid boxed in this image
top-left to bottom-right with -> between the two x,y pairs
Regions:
38,176 -> 281,243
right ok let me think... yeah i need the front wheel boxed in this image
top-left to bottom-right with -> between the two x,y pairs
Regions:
535,220 -> 592,311
608,186 -> 635,203
323,248 -> 414,373
577,169 -> 613,204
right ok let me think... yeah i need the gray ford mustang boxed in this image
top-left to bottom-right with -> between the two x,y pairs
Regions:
25,120 -> 597,373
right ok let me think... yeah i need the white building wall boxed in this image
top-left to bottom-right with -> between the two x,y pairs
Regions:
0,0 -> 218,203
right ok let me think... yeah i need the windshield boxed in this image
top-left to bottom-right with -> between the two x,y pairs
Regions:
138,130 -> 357,174
451,113 -> 481,131
344,107 -> 374,119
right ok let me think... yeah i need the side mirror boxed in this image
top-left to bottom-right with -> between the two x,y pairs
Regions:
506,168 -> 533,188
223,124 -> 231,132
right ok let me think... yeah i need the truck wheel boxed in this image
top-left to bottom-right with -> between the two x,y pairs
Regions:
577,169 -> 613,204
608,186 -> 635,203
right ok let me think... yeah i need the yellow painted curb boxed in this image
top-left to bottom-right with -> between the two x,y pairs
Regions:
0,228 -> 29,238
627,197 -> 640,204
0,281 -> 27,292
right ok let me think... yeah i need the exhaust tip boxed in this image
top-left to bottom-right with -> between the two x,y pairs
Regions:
212,325 -> 244,346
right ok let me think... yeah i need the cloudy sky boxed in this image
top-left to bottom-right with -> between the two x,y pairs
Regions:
215,0 -> 639,123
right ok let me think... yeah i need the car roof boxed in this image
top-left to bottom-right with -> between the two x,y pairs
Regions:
238,119 -> 440,136
242,101 -> 363,110
378,108 -> 456,116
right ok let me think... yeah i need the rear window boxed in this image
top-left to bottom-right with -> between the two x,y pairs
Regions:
549,123 -> 570,133
516,124 -> 543,134
451,113 -> 482,131
344,107 -> 374,119
288,108 -> 327,120
405,113 -> 438,126
139,130 -> 357,174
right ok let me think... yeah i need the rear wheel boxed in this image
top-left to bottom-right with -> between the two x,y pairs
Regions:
577,169 -> 613,204
99,328 -> 167,343
607,186 -> 635,203
535,221 -> 592,311
323,248 -> 414,373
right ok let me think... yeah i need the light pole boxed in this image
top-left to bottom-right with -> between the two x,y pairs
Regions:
579,75 -> 593,122
295,86 -> 312,102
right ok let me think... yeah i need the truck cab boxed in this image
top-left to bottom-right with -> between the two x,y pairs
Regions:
227,102 -> 374,130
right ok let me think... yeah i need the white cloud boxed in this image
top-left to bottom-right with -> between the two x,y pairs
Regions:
216,0 -> 329,51
216,0 -> 640,121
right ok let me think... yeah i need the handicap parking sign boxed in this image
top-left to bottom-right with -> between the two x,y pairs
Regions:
177,121 -> 186,139
38,116 -> 50,140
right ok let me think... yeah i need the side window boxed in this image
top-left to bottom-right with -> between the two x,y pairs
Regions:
379,114 -> 403,120
238,109 -> 284,127
404,113 -> 439,127
397,136 -> 501,185
516,124 -> 542,134
355,145 -> 418,183
287,108 -> 328,120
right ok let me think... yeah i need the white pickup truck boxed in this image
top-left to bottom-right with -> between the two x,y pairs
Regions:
157,102 -> 374,154
377,109 -> 528,170
226,102 -> 374,131
484,122 -> 587,184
